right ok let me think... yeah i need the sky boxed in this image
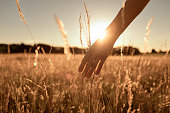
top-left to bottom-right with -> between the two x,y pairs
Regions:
0,0 -> 170,52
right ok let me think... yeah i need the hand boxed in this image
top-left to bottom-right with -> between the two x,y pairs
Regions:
78,37 -> 114,78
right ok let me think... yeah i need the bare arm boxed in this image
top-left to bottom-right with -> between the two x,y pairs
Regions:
78,0 -> 150,78
106,0 -> 150,45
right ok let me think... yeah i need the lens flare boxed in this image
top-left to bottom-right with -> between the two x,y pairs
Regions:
90,22 -> 107,44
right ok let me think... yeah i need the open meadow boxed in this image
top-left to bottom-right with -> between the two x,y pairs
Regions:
1,0 -> 170,112
0,54 -> 169,113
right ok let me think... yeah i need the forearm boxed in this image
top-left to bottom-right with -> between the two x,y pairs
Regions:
105,0 -> 150,45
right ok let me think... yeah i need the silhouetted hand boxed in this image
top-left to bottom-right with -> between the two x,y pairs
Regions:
78,0 -> 150,78
78,37 -> 113,78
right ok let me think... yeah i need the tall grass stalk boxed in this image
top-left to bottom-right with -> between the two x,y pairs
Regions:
41,47 -> 46,54
15,0 -> 36,44
34,46 -> 40,66
121,0 -> 125,28
115,70 -> 121,112
79,14 -> 83,48
121,0 -> 125,69
79,13 -> 88,49
48,45 -> 53,66
78,2 -> 91,50
83,2 -> 91,48
54,15 -> 71,60
164,40 -> 169,57
125,70 -> 133,113
165,50 -> 169,57
144,16 -> 154,53
27,47 -> 32,69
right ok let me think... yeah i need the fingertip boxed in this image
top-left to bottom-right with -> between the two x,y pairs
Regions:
87,60 -> 99,78
78,54 -> 90,72
78,66 -> 83,72
95,60 -> 105,75
95,69 -> 101,75
78,61 -> 86,72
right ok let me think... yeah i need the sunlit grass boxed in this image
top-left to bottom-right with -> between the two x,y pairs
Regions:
0,54 -> 169,112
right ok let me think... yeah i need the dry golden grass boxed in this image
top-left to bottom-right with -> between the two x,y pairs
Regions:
15,0 -> 36,44
0,54 -> 169,113
4,1 -> 169,113
54,16 -> 71,60
144,16 -> 154,53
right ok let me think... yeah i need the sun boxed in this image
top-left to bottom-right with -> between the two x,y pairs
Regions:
90,22 -> 108,44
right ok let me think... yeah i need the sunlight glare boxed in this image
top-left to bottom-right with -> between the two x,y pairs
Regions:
90,22 -> 108,44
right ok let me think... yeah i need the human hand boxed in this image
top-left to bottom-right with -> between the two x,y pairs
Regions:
78,37 -> 114,78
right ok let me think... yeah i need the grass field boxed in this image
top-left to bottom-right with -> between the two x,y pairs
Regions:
0,54 -> 170,113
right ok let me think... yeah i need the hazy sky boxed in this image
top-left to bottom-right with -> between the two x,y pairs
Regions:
0,0 -> 170,52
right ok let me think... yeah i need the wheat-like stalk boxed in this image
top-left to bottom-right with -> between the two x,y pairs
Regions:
121,0 -> 125,29
115,70 -> 121,112
79,14 -> 83,48
24,78 -> 44,91
84,2 -> 91,47
121,0 -> 125,69
79,13 -> 88,48
34,46 -> 40,66
144,16 -> 154,53
41,47 -> 46,54
54,15 -> 71,60
48,45 -> 53,66
125,70 -> 133,113
15,0 -> 36,44
164,40 -> 169,57
78,2 -> 91,51
165,50 -> 169,57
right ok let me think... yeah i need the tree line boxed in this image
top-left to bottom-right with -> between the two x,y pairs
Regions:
0,43 -> 167,55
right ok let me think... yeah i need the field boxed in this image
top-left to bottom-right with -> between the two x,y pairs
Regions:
0,54 -> 170,113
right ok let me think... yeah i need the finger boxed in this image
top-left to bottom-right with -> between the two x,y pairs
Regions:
78,50 -> 91,72
82,61 -> 91,77
95,58 -> 107,75
86,60 -> 99,78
